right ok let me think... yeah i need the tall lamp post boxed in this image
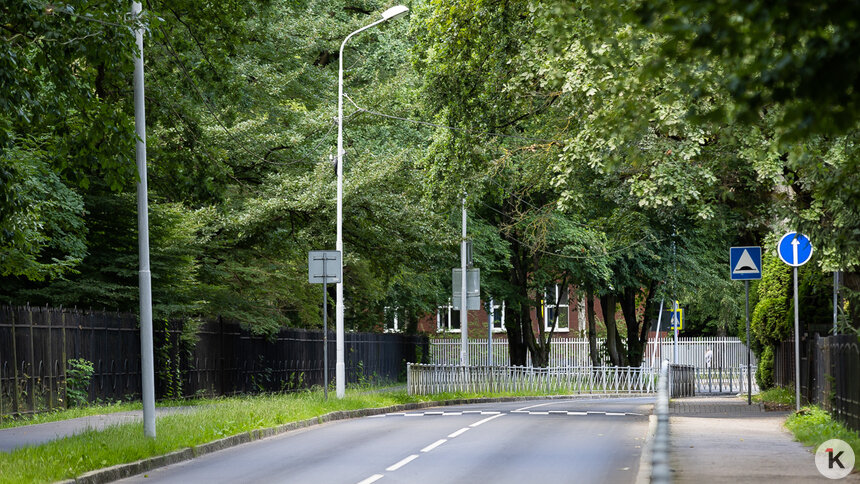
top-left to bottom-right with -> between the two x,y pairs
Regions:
336,5 -> 409,399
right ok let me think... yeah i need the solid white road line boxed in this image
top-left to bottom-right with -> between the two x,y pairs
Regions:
469,413 -> 505,428
513,401 -> 561,412
386,454 -> 420,472
421,439 -> 447,453
356,474 -> 384,484
448,427 -> 470,438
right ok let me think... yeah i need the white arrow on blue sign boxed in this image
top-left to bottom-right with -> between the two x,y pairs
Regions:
730,246 -> 762,280
777,232 -> 813,267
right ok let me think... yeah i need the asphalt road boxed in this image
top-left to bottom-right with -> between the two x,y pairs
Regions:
119,397 -> 654,484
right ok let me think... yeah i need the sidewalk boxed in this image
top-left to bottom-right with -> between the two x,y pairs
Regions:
669,395 -> 859,483
0,407 -> 197,452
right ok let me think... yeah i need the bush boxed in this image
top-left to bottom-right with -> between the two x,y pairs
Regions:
756,345 -> 774,390
65,358 -> 94,408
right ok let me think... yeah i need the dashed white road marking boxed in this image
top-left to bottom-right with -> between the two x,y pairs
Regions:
448,427 -> 470,438
356,474 -> 384,484
376,408 -> 644,419
421,439 -> 447,453
470,414 -> 505,427
386,454 -> 419,472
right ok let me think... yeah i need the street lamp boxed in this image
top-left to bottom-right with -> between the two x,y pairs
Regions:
336,5 -> 409,399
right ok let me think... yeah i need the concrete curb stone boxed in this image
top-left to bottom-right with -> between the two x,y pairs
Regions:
63,393 -> 651,483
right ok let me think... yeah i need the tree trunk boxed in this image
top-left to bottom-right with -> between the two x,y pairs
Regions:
842,270 -> 860,329
587,286 -> 599,366
620,287 -> 641,366
506,305 -> 527,366
620,282 -> 656,367
600,294 -> 623,366
506,232 -> 530,366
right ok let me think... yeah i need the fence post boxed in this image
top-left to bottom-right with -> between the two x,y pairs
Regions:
27,308 -> 36,414
10,309 -> 20,415
46,308 -> 53,411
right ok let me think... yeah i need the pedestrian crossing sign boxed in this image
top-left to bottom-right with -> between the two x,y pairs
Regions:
670,304 -> 683,331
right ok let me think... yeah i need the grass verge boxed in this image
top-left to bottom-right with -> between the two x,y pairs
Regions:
0,387 -> 595,483
785,406 -> 860,471
753,386 -> 795,410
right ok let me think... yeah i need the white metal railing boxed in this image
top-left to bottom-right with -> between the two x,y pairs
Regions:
694,365 -> 760,394
406,364 -> 658,396
429,337 -> 757,368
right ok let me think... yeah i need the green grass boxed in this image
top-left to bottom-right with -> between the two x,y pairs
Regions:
785,406 -> 860,471
753,386 -> 795,406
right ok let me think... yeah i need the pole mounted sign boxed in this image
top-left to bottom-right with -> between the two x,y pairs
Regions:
668,304 -> 683,331
777,232 -> 813,267
308,250 -> 341,400
731,245 -> 761,405
730,246 -> 762,280
777,232 -> 813,412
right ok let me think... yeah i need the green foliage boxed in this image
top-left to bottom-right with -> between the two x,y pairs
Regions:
756,345 -> 774,391
752,250 -> 793,347
785,406 -> 860,471
5,0 -> 860,337
754,386 -> 795,406
0,139 -> 87,281
65,358 -> 94,408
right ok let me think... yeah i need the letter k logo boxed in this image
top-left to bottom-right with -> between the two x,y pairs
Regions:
827,448 -> 845,469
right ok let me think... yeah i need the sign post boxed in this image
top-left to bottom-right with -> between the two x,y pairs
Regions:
669,302 -> 683,362
731,246 -> 762,404
776,233 -> 813,412
309,251 -> 341,400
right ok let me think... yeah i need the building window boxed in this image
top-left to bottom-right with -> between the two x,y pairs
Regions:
384,306 -> 400,333
544,285 -> 569,332
437,303 -> 461,333
488,299 -> 505,332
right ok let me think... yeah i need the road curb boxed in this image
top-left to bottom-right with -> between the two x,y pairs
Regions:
62,393 -> 652,483
634,414 -> 658,484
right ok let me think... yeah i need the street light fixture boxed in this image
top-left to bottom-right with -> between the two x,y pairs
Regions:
335,5 -> 409,399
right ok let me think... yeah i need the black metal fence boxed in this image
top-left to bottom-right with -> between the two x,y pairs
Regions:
774,334 -> 860,432
668,364 -> 695,398
0,306 -> 429,420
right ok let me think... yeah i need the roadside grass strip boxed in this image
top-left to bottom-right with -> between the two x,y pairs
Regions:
785,405 -> 860,471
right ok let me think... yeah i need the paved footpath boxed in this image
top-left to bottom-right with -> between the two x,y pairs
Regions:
669,395 -> 859,483
0,407 -> 196,452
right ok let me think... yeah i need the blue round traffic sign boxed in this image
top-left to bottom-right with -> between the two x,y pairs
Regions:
777,232 -> 813,267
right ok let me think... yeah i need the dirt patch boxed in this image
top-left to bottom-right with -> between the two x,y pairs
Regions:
763,401 -> 793,411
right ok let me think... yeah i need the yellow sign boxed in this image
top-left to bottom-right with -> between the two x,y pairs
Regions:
670,302 -> 683,330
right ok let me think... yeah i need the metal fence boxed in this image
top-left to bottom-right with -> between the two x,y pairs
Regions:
668,364 -> 695,398
406,364 -> 657,395
774,334 -> 860,432
694,365 -> 759,395
430,336 -> 756,368
0,306 -> 428,420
